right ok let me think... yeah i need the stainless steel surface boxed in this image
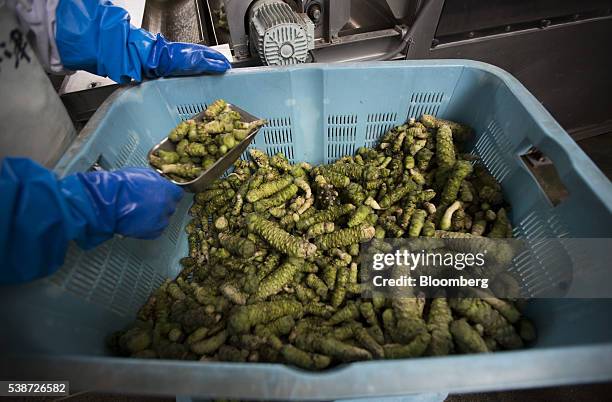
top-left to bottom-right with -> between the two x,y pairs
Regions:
141,0 -> 204,44
60,0 -> 612,138
224,0 -> 399,62
147,104 -> 263,193
425,14 -> 612,136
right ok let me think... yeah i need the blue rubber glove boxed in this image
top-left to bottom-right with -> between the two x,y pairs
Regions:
0,158 -> 184,284
55,0 -> 231,83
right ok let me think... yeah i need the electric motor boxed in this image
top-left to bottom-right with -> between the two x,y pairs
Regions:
249,0 -> 315,66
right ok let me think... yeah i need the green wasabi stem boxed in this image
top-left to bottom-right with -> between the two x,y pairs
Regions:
488,208 -> 511,238
400,199 -> 416,229
383,333 -> 431,359
473,165 -> 503,205
408,209 -> 427,237
205,190 -> 235,214
423,202 -> 437,216
449,298 -> 522,349
294,176 -> 312,199
295,283 -> 317,304
438,160 -> 474,212
460,180 -> 474,202
420,114 -> 473,142
327,302 -> 359,325
167,283 -> 186,300
422,219 -> 436,237
436,125 -> 456,170
450,319 -> 489,353
297,333 -> 372,362
186,327 -> 210,345
315,225 -> 375,250
331,265 -> 349,307
157,150 -> 180,164
318,260 -> 339,289
392,297 -> 428,344
232,128 -> 249,141
404,155 -> 415,170
204,99 -> 227,119
367,325 -> 385,345
348,262 -> 358,284
297,197 -> 314,215
255,258 -> 303,299
306,222 -> 335,239
364,196 -> 382,210
392,130 -> 406,153
289,197 -> 305,213
246,175 -> 293,202
258,253 -> 281,280
409,169 -> 426,185
249,148 -> 270,168
229,299 -> 303,334
355,326 -> 384,358
471,212 -> 487,236
469,289 -> 521,324
345,182 -> 366,205
320,171 -> 350,188
281,344 -> 331,370
270,153 -> 292,172
348,205 -> 373,227
255,315 -> 295,337
359,302 -> 380,327
296,204 -> 356,230
190,330 -> 228,355
304,302 -> 335,318
305,273 -> 329,298
203,119 -> 225,134
485,209 -> 497,221
247,214 -> 317,258
176,139 -> 189,157
214,216 -> 229,231
409,139 -> 427,155
221,133 -> 236,149
331,248 -> 352,265
161,163 -> 202,179
463,213 -> 473,231
168,121 -> 191,142
378,179 -> 417,209
426,297 -> 453,356
379,156 -> 393,169
415,148 -> 434,171
218,233 -> 256,258
220,282 -> 248,305
440,201 -> 463,231
184,142 -> 207,157
379,215 -> 404,238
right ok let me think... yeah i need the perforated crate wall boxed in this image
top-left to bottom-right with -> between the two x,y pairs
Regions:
49,121 -> 189,317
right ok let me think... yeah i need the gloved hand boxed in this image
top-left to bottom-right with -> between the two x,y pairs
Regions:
0,158 -> 184,284
12,0 -> 231,83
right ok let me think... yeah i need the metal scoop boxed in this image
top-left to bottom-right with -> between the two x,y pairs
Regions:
148,104 -> 265,193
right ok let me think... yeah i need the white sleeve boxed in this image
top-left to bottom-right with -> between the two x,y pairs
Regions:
5,0 -> 66,73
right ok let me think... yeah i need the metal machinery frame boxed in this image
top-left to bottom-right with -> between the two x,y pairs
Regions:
60,0 -> 612,139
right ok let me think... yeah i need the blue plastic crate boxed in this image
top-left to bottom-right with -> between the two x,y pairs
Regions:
2,60 -> 612,400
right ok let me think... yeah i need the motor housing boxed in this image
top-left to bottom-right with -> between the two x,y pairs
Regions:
249,0 -> 315,66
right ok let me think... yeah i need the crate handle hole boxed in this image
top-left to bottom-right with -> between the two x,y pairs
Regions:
520,146 -> 569,206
